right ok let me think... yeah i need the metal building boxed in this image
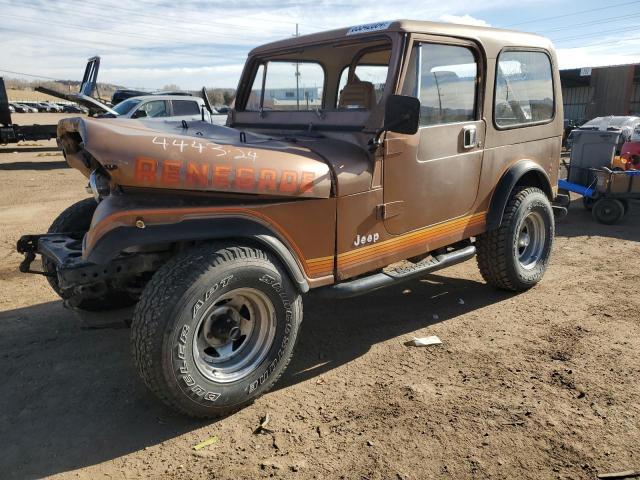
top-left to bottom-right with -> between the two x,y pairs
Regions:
561,63 -> 640,124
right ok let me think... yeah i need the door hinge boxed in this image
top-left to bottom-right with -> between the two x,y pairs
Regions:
377,201 -> 404,220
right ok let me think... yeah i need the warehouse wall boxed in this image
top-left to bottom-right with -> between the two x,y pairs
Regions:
561,63 -> 640,124
585,65 -> 635,119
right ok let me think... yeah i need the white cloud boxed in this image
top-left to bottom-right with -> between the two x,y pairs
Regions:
0,0 -> 571,89
439,14 -> 491,27
556,36 -> 640,69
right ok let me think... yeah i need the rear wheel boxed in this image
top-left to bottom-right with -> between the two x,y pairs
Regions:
592,198 -> 624,224
44,198 -> 137,311
476,187 -> 554,291
131,244 -> 302,418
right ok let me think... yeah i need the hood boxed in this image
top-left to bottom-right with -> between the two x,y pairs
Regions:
58,117 -> 335,198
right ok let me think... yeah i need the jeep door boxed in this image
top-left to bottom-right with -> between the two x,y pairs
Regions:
383,38 -> 485,235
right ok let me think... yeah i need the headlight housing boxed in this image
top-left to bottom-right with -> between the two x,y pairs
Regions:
88,169 -> 110,201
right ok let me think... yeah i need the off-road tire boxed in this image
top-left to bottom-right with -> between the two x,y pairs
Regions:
131,244 -> 303,418
476,187 -> 554,291
44,198 -> 137,311
592,198 -> 625,225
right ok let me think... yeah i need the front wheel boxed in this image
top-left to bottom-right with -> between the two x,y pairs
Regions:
476,187 -> 554,291
131,244 -> 302,418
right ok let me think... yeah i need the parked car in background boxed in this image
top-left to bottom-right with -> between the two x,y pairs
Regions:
62,104 -> 85,113
108,95 -> 212,122
8,104 -> 14,113
567,116 -> 640,153
22,102 -> 49,112
45,102 -> 64,112
11,103 -> 37,113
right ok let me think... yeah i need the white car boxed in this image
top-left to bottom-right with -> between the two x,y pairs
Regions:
108,95 -> 214,123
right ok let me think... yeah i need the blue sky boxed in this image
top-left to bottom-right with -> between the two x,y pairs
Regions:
1,0 -> 639,90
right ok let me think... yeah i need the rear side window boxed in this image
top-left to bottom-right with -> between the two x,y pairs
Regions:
495,50 -> 554,128
401,43 -> 478,126
172,100 -> 200,116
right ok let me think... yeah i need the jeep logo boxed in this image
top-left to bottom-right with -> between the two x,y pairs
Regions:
353,232 -> 380,247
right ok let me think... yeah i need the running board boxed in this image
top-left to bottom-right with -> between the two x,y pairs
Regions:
316,245 -> 476,299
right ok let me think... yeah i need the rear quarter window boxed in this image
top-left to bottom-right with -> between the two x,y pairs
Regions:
494,50 -> 554,128
172,100 -> 201,116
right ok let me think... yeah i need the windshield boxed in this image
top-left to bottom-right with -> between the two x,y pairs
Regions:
242,39 -> 392,113
112,98 -> 142,115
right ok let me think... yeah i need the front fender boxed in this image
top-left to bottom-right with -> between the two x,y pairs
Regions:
84,197 -> 312,293
486,160 -> 553,231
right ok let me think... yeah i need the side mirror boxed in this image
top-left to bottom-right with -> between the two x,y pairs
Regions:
384,94 -> 420,135
133,109 -> 147,118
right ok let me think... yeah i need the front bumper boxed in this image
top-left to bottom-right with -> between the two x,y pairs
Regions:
17,233 -> 163,306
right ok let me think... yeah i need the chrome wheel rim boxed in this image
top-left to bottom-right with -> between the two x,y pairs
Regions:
517,211 -> 546,270
192,287 -> 276,383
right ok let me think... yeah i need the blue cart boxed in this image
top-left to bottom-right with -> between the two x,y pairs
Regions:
559,168 -> 640,224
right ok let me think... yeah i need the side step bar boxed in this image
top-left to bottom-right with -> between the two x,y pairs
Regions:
316,245 -> 476,299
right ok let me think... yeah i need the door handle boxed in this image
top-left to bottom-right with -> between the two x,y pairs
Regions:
463,125 -> 478,149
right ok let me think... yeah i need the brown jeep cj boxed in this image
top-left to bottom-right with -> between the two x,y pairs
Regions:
18,20 -> 563,417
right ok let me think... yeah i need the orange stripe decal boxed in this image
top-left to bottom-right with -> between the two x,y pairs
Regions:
337,212 -> 486,269
88,206 -> 485,281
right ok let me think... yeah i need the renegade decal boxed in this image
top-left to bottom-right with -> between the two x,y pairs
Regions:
134,156 -> 316,194
346,21 -> 392,35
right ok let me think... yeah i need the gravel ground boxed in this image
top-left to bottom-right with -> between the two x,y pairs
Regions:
0,127 -> 639,480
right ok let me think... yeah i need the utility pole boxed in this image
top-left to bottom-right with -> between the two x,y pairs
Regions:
295,23 -> 300,110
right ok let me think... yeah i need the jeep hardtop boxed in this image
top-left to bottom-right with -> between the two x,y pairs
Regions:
17,20 -> 563,417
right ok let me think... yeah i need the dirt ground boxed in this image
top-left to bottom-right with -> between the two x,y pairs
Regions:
1,120 -> 639,479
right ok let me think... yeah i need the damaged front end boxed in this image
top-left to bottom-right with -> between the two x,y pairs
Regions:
17,233 -> 167,308
17,115 -> 336,307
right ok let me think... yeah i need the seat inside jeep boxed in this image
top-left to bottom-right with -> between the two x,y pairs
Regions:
337,77 -> 375,110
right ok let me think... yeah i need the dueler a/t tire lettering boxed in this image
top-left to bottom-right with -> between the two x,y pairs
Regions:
131,243 -> 303,418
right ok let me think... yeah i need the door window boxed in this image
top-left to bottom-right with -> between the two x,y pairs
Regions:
402,43 -> 478,126
136,100 -> 169,118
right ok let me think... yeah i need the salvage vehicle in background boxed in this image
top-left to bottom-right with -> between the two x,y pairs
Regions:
11,102 -> 38,113
37,56 -> 227,125
62,104 -> 86,113
106,95 -> 212,122
17,20 -> 563,418
1,79 -> 58,143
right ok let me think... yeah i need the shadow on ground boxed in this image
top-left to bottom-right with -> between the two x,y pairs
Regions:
0,146 -> 61,154
3,195 -> 634,478
0,160 -> 67,170
0,273 -> 510,479
556,197 -> 640,242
